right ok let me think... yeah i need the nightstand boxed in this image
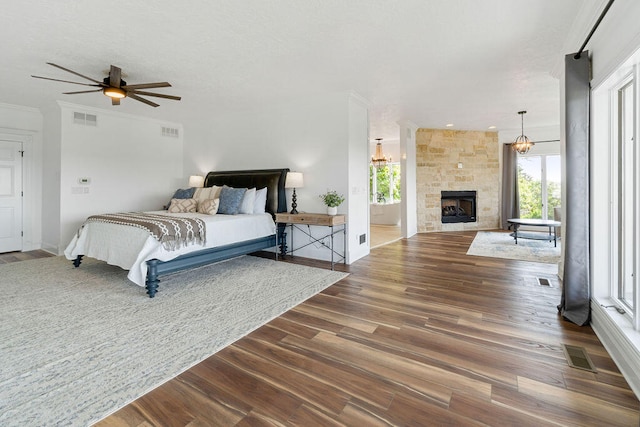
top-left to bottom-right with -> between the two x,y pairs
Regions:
275,213 -> 346,269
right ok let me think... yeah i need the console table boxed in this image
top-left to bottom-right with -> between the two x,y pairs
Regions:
507,218 -> 561,247
275,213 -> 346,269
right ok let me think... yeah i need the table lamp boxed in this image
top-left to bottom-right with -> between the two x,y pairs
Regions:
285,171 -> 304,214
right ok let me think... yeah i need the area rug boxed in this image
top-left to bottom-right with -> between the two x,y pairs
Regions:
466,231 -> 561,264
0,255 -> 347,426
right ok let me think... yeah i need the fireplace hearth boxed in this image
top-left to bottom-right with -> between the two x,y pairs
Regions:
441,191 -> 476,223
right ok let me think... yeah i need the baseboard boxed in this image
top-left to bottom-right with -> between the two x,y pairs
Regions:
40,242 -> 60,256
591,301 -> 640,399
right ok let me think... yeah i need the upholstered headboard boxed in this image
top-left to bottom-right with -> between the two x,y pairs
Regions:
203,168 -> 289,217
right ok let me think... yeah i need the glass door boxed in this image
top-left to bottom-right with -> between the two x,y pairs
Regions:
517,154 -> 561,220
546,155 -> 562,221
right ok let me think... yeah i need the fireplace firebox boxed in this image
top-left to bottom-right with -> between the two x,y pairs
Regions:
441,191 -> 476,223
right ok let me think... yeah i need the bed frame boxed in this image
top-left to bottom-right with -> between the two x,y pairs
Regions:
73,168 -> 289,298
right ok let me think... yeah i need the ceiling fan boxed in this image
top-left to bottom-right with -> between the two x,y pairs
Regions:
31,63 -> 181,107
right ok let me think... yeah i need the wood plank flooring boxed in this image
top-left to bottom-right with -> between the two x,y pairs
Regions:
370,224 -> 402,249
5,233 -> 640,426
0,249 -> 52,264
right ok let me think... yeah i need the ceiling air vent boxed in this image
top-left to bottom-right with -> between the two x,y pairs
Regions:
73,112 -> 97,126
162,127 -> 179,138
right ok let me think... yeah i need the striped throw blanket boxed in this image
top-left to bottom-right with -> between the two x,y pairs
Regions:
84,212 -> 206,251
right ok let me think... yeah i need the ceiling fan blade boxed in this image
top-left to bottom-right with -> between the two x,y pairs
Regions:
46,62 -> 104,85
109,65 -> 122,88
127,93 -> 160,107
63,89 -> 104,94
112,98 -> 120,106
122,82 -> 171,90
31,75 -> 104,87
129,90 -> 181,100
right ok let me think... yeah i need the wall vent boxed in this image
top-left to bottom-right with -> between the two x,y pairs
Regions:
162,127 -> 179,138
73,112 -> 97,126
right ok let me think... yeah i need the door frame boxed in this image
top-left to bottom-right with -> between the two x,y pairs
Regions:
0,132 -> 34,252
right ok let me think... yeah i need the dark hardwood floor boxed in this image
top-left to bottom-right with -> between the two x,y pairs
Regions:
5,232 -> 640,425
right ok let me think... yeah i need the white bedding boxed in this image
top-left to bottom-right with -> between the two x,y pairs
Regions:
64,211 -> 276,286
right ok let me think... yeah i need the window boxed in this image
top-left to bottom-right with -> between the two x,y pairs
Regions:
590,39 -> 640,396
517,153 -> 561,220
369,163 -> 401,204
615,78 -> 636,313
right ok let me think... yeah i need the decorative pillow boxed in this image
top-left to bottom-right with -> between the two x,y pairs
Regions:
173,187 -> 196,199
239,188 -> 256,214
193,185 -> 221,202
165,187 -> 196,209
253,187 -> 268,214
168,198 -> 197,213
197,198 -> 219,215
217,186 -> 247,215
209,185 -> 222,199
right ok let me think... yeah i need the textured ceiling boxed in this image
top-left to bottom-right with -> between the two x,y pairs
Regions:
1,0 -> 591,140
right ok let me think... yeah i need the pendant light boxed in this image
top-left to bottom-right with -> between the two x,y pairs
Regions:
371,138 -> 391,168
511,110 -> 534,154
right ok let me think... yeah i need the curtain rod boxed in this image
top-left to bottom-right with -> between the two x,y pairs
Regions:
574,0 -> 615,59
531,139 -> 560,144
505,139 -> 559,145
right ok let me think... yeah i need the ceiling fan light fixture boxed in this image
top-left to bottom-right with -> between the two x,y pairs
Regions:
103,87 -> 126,99
511,110 -> 535,154
33,63 -> 180,107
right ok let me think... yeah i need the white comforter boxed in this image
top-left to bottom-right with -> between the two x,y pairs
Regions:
64,211 -> 276,286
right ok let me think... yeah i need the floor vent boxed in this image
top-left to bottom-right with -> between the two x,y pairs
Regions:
537,277 -> 551,286
561,344 -> 597,372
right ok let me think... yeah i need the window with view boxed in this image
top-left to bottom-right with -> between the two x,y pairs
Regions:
369,163 -> 401,204
517,152 -> 561,221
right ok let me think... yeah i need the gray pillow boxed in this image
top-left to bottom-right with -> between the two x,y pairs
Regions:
217,186 -> 247,214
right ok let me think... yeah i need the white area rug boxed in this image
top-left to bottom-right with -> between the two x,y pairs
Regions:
466,231 -> 561,264
0,255 -> 347,426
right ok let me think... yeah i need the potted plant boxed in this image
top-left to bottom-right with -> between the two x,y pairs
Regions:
319,190 -> 345,216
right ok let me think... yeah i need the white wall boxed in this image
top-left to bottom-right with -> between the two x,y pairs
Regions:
183,91 -> 370,264
0,102 -> 43,252
399,121 -> 418,238
56,102 -> 184,252
41,104 -> 61,253
347,93 -> 370,262
589,0 -> 640,89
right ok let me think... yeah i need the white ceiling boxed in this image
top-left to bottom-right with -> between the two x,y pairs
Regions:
1,0 -> 595,140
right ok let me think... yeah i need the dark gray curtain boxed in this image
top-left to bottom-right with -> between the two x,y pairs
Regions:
558,52 -> 591,326
501,144 -> 519,229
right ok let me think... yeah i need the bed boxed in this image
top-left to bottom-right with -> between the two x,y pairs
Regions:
64,168 -> 289,297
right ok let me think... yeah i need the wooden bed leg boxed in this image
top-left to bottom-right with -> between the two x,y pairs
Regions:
72,255 -> 83,268
146,260 -> 159,298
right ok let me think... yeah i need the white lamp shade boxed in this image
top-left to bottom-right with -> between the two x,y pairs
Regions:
285,171 -> 304,188
188,175 -> 205,188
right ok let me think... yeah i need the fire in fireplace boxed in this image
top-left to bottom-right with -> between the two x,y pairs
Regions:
441,191 -> 476,223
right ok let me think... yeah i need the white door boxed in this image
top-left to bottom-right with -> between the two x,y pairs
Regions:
0,140 -> 22,253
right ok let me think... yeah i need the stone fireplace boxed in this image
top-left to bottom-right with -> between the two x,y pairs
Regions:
416,128 -> 500,232
441,190 -> 476,223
